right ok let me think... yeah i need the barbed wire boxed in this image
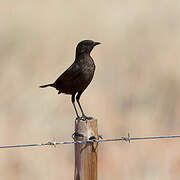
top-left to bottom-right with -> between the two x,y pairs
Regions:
0,134 -> 180,149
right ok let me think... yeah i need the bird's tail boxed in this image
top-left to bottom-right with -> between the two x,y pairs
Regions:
39,83 -> 54,88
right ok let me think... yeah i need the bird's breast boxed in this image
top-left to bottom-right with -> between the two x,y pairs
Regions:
81,59 -> 95,79
74,57 -> 95,91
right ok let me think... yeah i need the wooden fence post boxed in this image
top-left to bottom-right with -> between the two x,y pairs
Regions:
74,118 -> 98,180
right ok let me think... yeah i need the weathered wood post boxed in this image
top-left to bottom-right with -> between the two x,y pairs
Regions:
74,118 -> 98,180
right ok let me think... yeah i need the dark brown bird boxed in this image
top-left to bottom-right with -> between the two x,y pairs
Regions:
40,40 -> 100,120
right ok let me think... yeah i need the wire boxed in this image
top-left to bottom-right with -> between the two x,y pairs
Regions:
0,134 -> 180,149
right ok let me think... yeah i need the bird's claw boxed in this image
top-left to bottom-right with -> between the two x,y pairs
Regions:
76,116 -> 81,120
75,115 -> 93,121
81,115 -> 93,121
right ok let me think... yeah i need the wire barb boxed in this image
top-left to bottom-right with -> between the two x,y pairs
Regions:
121,133 -> 131,143
1,134 -> 180,149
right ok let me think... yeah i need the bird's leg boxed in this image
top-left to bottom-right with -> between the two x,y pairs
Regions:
71,94 -> 80,120
76,92 -> 92,120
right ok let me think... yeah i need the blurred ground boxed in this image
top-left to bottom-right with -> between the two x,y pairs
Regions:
0,1 -> 180,179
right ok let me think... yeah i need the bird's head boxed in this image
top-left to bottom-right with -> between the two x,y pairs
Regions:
76,40 -> 101,58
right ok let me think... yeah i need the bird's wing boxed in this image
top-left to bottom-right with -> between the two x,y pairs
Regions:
54,62 -> 81,83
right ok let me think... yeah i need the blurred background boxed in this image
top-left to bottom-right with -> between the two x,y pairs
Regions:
0,1 -> 180,179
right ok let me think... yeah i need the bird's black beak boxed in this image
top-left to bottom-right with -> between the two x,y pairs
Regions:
93,42 -> 101,46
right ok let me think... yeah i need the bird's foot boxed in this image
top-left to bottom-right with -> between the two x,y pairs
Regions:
81,115 -> 93,121
76,116 -> 81,120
